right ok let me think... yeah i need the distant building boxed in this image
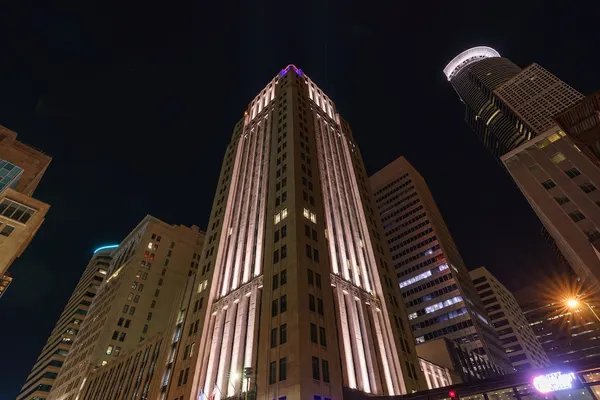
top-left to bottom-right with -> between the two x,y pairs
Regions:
470,267 -> 551,371
515,280 -> 600,365
416,338 -> 500,385
47,215 -> 205,400
17,245 -> 114,400
370,156 -> 511,373
0,125 -> 51,295
418,358 -> 453,390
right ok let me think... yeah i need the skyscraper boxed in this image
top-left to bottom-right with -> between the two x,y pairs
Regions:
162,64 -> 423,400
370,156 -> 512,373
470,267 -> 550,371
444,47 -> 583,158
445,47 -> 600,291
17,245 -> 115,400
47,216 -> 205,400
0,125 -> 51,295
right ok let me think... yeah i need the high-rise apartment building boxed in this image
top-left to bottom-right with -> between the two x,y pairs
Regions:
17,245 -> 115,400
445,47 -> 600,291
0,125 -> 51,294
47,215 -> 205,400
154,65 -> 424,400
370,156 -> 512,373
555,92 -> 600,164
470,267 -> 550,371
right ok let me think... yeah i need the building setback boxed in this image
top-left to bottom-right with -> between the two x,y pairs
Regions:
17,245 -> 114,400
46,215 -> 205,400
370,156 -> 511,373
470,267 -> 550,371
0,125 -> 51,296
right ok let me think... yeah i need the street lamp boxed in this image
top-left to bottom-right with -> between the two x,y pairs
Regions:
565,297 -> 600,322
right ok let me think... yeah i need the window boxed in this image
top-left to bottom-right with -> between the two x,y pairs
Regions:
306,244 -> 312,258
271,328 -> 277,348
117,317 -> 124,326
280,324 -> 287,344
280,295 -> 287,312
123,305 -> 129,313
303,208 -> 310,218
273,274 -> 279,289
555,196 -> 570,205
541,179 -> 556,190
319,327 -> 327,347
587,229 -> 600,241
310,212 -> 317,223
279,358 -> 287,381
309,294 -> 316,311
310,323 -> 318,343
112,330 -> 119,340
269,361 -> 277,384
273,250 -> 279,263
119,332 -> 126,342
580,182 -> 597,193
312,229 -> 317,241
0,199 -> 35,224
281,245 -> 287,259
274,230 -> 280,242
550,152 -> 566,163
305,225 -> 311,237
565,167 -> 581,178
569,210 -> 586,222
317,298 -> 324,315
125,319 -> 131,328
143,324 -> 148,334
0,225 -> 14,237
316,273 -> 322,288
281,225 -> 287,238
308,269 -> 314,285
272,300 -> 278,317
129,307 -> 136,315
313,249 -> 319,263
312,356 -> 320,380
280,269 -> 287,284
322,360 -> 330,383
281,208 -> 288,219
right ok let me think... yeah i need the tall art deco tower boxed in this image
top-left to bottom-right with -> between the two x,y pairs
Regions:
176,65 -> 423,400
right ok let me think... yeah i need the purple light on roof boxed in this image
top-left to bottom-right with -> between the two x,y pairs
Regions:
280,64 -> 302,77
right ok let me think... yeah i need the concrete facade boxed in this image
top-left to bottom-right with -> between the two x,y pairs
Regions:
370,156 -> 512,373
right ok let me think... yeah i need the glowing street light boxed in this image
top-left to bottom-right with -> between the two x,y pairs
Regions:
565,297 -> 600,322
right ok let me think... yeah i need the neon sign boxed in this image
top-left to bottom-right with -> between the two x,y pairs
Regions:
533,372 -> 577,393
280,64 -> 302,77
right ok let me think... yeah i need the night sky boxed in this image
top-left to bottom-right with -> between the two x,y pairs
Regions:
1,0 -> 600,398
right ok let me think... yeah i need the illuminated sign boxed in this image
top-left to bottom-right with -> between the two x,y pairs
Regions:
533,372 -> 577,393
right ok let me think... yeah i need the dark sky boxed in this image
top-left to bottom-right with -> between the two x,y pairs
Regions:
1,0 -> 600,398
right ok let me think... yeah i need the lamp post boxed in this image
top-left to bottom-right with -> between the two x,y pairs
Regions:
565,298 -> 600,322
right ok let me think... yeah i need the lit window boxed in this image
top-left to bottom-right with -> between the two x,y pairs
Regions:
303,208 -> 310,218
310,213 -> 317,224
106,345 -> 114,355
274,213 -> 281,224
550,152 -> 566,164
408,312 -> 417,320
281,208 -> 288,220
148,242 -> 153,249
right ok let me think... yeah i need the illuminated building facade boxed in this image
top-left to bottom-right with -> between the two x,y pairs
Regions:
17,245 -> 114,400
370,157 -> 511,373
46,215 -> 205,400
516,284 -> 600,366
555,92 -> 600,165
162,65 -> 423,400
0,125 -> 51,295
470,267 -> 550,371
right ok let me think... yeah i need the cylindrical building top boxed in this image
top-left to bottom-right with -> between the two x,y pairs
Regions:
443,46 -> 501,81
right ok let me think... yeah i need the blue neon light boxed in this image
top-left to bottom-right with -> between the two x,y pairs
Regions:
93,244 -> 119,254
280,64 -> 302,77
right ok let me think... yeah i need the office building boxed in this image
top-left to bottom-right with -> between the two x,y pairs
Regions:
470,267 -> 550,371
515,281 -> 600,366
156,64 -> 424,400
17,245 -> 115,400
47,215 -> 205,400
443,46 -> 583,158
501,130 -> 600,290
418,358 -> 453,390
445,47 -> 600,291
370,156 -> 511,373
0,125 -> 51,294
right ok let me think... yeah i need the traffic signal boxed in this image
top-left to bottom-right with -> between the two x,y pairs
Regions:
449,390 -> 458,399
